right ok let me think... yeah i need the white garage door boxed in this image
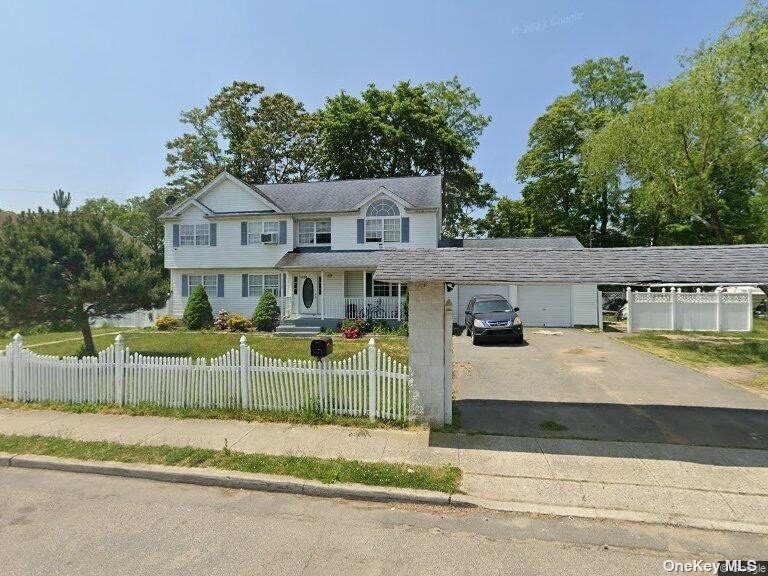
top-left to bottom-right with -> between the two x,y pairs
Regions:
517,284 -> 572,327
453,284 -> 509,323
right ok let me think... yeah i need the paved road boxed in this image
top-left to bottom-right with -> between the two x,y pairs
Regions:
454,330 -> 768,448
1,468 -> 765,576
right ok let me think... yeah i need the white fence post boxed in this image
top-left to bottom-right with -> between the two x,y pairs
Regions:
625,287 -> 633,334
715,289 -> 723,332
670,287 -> 677,331
747,290 -> 754,332
114,334 -> 125,405
368,337 -> 376,421
11,333 -> 22,402
239,335 -> 250,409
598,290 -> 604,331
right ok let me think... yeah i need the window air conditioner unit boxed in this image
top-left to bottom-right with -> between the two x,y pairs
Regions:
261,232 -> 278,244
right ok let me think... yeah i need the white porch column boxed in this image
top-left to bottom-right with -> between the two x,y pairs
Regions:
320,270 -> 325,320
362,270 -> 367,319
397,283 -> 402,321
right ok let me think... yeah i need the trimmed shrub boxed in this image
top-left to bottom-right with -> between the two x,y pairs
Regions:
213,309 -> 229,331
183,285 -> 214,330
341,317 -> 369,339
227,313 -> 252,332
252,291 -> 281,331
155,314 -> 181,331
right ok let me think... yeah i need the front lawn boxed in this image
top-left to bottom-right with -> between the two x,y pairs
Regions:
620,318 -> 768,391
2,329 -> 409,365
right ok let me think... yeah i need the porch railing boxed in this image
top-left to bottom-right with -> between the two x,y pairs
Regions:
343,297 -> 404,321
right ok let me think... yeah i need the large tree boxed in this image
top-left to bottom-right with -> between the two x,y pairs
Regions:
320,79 -> 495,236
510,57 -> 645,246
584,2 -> 768,245
165,82 -> 320,195
0,210 -> 168,355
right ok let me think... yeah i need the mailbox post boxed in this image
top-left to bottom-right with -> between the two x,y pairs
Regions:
310,337 -> 333,411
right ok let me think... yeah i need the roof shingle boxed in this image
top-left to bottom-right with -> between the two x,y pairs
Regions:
373,245 -> 768,284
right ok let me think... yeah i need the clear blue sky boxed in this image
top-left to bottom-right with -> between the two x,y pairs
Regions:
0,0 -> 747,213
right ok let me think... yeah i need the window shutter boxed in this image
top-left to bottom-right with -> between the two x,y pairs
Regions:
401,217 -> 410,243
241,222 -> 247,245
242,274 -> 248,297
278,220 -> 287,244
357,219 -> 365,244
217,274 -> 224,298
209,223 -> 217,246
365,272 -> 373,297
173,224 -> 180,247
181,274 -> 188,297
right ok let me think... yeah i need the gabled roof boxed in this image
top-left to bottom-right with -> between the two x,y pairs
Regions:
250,175 -> 441,213
162,172 -> 442,218
275,250 -> 381,269
374,245 -> 768,284
462,236 -> 583,250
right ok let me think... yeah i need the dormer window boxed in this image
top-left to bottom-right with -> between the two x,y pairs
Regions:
365,199 -> 401,243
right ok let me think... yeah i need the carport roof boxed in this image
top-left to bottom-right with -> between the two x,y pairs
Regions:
373,245 -> 768,284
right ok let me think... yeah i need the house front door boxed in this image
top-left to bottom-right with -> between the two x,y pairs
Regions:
299,275 -> 318,315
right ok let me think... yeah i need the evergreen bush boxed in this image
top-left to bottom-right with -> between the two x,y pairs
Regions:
183,285 -> 214,330
251,291 -> 281,331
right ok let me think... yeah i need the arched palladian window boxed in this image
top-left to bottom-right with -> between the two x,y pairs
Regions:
365,199 -> 401,242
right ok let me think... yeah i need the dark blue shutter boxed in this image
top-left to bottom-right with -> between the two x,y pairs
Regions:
217,274 -> 224,298
357,219 -> 365,243
209,223 -> 217,246
241,222 -> 247,245
181,274 -> 189,297
242,274 -> 248,297
365,272 -> 373,297
173,224 -> 180,247
401,217 -> 410,243
278,220 -> 287,244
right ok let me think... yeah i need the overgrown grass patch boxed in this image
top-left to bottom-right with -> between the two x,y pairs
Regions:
0,433 -> 461,493
0,399 -> 416,430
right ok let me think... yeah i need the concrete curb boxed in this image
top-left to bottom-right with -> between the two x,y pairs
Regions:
0,452 -> 470,508
451,494 -> 768,536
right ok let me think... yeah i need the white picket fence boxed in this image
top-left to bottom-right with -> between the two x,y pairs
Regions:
0,335 -> 413,422
626,287 -> 753,333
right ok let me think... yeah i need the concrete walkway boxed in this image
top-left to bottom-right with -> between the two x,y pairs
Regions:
2,407 -> 768,533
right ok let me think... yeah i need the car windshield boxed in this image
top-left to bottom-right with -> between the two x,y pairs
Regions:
473,300 -> 512,313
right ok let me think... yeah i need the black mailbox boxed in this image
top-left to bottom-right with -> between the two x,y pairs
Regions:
310,336 -> 333,359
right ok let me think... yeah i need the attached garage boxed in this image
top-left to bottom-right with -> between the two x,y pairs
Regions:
448,282 -> 599,327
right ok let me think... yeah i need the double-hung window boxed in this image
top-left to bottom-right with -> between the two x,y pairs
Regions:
365,199 -> 400,243
246,221 -> 279,244
180,224 -> 210,246
188,274 -> 217,298
298,220 -> 331,245
248,274 -> 280,297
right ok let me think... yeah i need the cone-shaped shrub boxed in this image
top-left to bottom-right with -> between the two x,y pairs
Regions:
183,285 -> 214,330
252,290 -> 281,331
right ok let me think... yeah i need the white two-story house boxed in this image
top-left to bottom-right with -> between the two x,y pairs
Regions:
161,171 -> 442,327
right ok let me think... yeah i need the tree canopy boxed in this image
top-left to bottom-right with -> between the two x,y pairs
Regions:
0,210 -> 168,355
486,2 -> 768,247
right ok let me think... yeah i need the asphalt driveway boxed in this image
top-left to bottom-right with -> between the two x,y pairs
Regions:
453,329 -> 768,449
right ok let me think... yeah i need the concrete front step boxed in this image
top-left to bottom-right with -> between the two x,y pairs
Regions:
275,325 -> 322,337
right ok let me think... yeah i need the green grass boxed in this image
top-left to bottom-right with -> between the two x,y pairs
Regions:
2,329 -> 409,365
1,326 -> 134,347
621,318 -> 768,390
0,433 -> 461,493
0,399 -> 414,430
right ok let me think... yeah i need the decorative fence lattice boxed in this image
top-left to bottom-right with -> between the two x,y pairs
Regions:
0,335 -> 413,422
626,288 -> 753,333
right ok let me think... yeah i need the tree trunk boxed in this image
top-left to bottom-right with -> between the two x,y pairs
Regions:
80,315 -> 96,357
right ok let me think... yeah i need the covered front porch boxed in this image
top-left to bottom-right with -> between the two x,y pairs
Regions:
280,269 -> 407,322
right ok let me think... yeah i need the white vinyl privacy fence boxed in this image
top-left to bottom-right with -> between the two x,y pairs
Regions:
0,335 -> 413,422
626,288 -> 753,333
